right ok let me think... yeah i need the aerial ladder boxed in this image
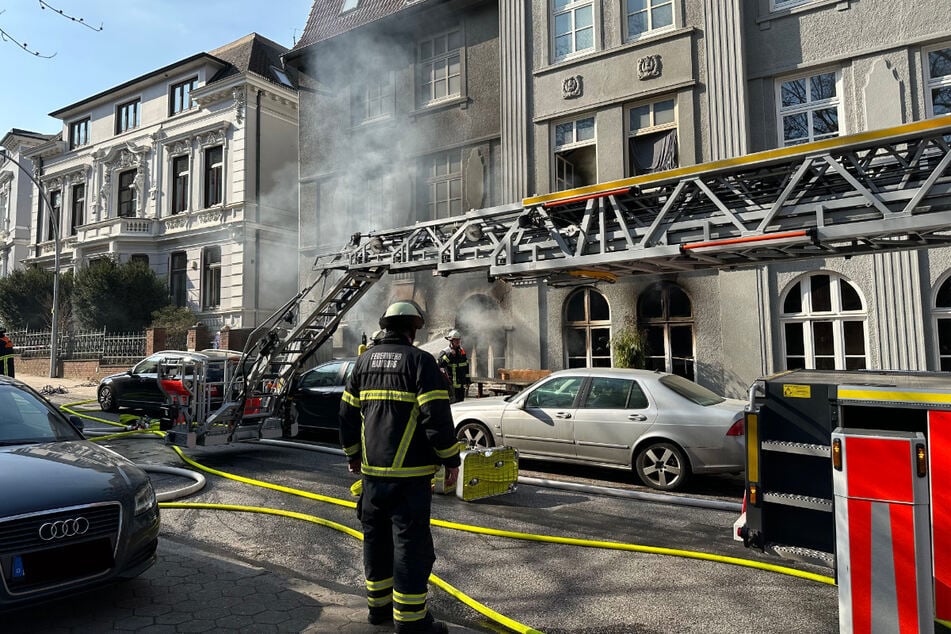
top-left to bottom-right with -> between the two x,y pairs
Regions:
164,116 -> 951,447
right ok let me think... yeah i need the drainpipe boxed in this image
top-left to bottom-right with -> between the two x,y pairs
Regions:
254,88 -> 262,317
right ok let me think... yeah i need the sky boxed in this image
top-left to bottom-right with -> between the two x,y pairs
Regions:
0,0 -> 314,137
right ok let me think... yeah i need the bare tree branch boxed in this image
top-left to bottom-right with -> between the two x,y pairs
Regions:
0,2 -> 102,58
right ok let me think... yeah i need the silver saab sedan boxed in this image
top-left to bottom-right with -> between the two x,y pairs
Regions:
0,376 -> 160,608
451,368 -> 746,491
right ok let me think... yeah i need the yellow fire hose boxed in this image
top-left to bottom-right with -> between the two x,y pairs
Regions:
63,399 -> 837,633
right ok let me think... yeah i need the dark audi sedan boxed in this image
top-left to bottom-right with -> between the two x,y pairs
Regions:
0,376 -> 160,608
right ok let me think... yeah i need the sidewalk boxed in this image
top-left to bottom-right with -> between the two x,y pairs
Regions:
12,371 -> 482,633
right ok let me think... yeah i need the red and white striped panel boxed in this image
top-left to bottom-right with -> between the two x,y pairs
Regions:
833,430 -> 933,634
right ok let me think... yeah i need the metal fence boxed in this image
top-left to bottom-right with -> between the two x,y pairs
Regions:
8,328 -> 147,365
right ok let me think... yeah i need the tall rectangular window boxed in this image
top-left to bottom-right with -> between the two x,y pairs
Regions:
353,72 -> 394,124
628,98 -> 678,175
170,251 -> 187,308
202,246 -> 222,309
777,70 -> 841,146
117,169 -> 136,218
172,155 -> 189,214
69,118 -> 89,149
203,146 -> 223,208
552,0 -> 594,62
553,115 -> 596,190
626,0 -> 673,40
70,183 -> 85,235
418,30 -> 463,106
115,99 -> 140,134
169,77 -> 197,116
422,150 -> 462,219
47,189 -> 62,242
925,45 -> 951,117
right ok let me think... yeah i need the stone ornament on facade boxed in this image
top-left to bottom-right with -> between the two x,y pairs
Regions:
562,75 -> 584,99
637,55 -> 662,80
233,87 -> 247,124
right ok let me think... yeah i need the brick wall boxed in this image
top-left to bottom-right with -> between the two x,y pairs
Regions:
16,356 -> 128,381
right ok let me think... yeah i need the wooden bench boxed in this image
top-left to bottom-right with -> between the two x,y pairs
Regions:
469,368 -> 552,397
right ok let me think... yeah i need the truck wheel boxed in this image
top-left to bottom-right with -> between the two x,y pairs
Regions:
98,385 -> 117,412
634,441 -> 690,491
456,421 -> 494,448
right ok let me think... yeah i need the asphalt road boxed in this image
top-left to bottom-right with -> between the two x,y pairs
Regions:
17,393 -> 839,633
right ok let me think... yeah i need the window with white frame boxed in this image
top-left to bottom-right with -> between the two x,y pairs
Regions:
552,0 -> 594,62
553,115 -> 596,190
47,189 -> 62,242
69,118 -> 89,150
70,183 -> 84,235
770,0 -> 816,11
777,70 -> 841,146
780,272 -> 867,370
171,155 -> 189,215
117,169 -> 136,218
170,251 -> 187,308
202,246 -> 222,309
628,98 -> 677,175
417,30 -> 463,106
203,146 -> 223,208
169,77 -> 197,116
353,72 -> 394,124
564,287 -> 611,368
625,0 -> 673,41
933,274 -> 951,370
638,282 -> 695,380
925,44 -> 951,117
421,150 -> 462,219
115,99 -> 140,134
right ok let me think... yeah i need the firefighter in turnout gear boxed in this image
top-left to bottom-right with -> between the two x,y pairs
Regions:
437,329 -> 470,403
0,328 -> 14,378
339,301 -> 460,633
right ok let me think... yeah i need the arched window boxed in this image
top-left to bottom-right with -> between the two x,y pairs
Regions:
638,282 -> 694,380
780,272 -> 866,370
932,273 -> 951,370
564,288 -> 611,368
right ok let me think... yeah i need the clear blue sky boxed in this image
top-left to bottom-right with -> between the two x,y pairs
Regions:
0,0 -> 313,137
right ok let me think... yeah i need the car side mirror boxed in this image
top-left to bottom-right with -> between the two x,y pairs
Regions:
68,414 -> 85,432
513,397 -> 526,410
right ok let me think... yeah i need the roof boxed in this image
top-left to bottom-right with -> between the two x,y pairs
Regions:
208,33 -> 293,86
50,33 -> 294,119
290,0 -> 421,52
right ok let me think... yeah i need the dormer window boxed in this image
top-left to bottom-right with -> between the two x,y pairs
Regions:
116,99 -> 140,134
169,77 -> 197,116
69,118 -> 90,149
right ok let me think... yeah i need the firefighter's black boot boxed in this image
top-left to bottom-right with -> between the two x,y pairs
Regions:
368,605 -> 393,625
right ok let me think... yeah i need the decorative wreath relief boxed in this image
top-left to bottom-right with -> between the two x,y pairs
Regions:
637,55 -> 662,80
562,75 -> 584,99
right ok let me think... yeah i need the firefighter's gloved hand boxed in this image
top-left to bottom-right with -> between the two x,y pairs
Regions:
348,457 -> 361,474
444,466 -> 459,490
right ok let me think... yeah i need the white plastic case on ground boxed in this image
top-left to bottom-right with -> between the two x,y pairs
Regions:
456,446 -> 519,501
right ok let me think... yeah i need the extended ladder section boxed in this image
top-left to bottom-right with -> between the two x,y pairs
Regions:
167,264 -> 385,447
168,117 -> 951,446
319,118 -> 951,284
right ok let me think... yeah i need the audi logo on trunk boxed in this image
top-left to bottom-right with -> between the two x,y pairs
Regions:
39,517 -> 90,541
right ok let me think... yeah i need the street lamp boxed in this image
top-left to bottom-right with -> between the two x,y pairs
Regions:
0,148 -> 61,378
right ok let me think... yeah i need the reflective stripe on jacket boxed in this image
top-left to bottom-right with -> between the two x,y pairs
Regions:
340,334 -> 461,479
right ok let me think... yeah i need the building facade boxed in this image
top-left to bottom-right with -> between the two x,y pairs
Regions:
12,33 -> 301,332
287,0 -> 951,397
0,130 -> 56,279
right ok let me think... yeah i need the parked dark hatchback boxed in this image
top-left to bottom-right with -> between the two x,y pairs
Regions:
98,349 -> 242,414
0,376 -> 160,608
286,358 -> 357,431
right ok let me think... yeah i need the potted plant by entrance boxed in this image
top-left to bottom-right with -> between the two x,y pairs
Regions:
612,321 -> 650,369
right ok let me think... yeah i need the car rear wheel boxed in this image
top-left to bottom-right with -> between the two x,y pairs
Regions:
98,385 -> 117,412
456,421 -> 494,448
634,441 -> 690,491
